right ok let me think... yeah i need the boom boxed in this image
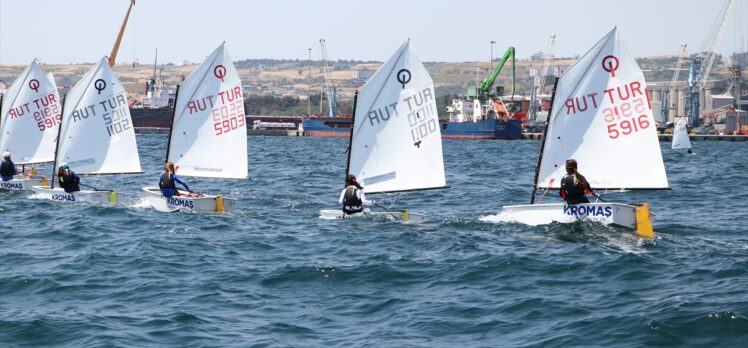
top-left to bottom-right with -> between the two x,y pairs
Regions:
660,43 -> 687,125
478,47 -> 515,98
108,0 -> 136,67
686,0 -> 734,126
319,39 -> 337,117
529,36 -> 555,124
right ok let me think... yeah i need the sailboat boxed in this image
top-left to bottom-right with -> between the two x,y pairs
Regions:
482,28 -> 669,238
141,43 -> 247,213
0,60 -> 61,190
319,40 -> 448,221
671,116 -> 692,152
31,57 -> 142,202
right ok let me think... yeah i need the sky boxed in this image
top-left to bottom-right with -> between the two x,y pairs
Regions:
0,0 -> 746,65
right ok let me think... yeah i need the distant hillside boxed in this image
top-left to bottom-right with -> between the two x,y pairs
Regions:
1,54 -> 741,117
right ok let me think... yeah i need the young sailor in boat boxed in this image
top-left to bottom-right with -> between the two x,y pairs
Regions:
559,159 -> 595,205
57,163 -> 81,193
159,162 -> 191,198
1,152 -> 18,181
339,174 -> 375,215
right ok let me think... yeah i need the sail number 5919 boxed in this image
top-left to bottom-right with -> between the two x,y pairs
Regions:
602,98 -> 651,139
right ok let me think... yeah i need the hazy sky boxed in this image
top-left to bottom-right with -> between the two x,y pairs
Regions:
0,0 -> 746,65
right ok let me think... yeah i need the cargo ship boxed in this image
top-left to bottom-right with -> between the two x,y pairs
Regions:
301,95 -> 525,140
442,96 -> 525,139
302,115 -> 352,137
130,79 -> 176,128
303,46 -> 526,139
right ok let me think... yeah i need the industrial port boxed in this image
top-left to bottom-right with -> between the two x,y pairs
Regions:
1,0 -> 745,140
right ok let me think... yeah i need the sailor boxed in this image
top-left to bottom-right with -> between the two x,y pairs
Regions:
159,161 -> 190,198
559,159 -> 594,205
1,152 -> 18,181
57,162 -> 80,193
339,174 -> 374,215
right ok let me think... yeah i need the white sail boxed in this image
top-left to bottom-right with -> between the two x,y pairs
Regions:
167,43 -> 247,179
348,41 -> 446,193
56,58 -> 141,174
671,117 -> 692,150
0,60 -> 61,164
537,28 -> 668,189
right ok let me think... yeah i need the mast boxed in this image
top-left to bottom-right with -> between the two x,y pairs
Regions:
530,77 -> 559,204
50,95 -> 66,189
0,95 -> 3,138
344,90 -> 359,180
152,49 -> 158,80
164,85 -> 180,163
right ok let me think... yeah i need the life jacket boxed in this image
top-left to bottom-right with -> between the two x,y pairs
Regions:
159,172 -> 176,190
560,173 -> 590,205
58,170 -> 80,193
0,160 -> 14,177
343,186 -> 362,206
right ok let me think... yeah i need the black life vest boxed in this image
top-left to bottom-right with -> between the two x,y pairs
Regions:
0,160 -> 14,177
58,171 -> 80,193
343,186 -> 362,207
159,172 -> 176,189
561,173 -> 590,205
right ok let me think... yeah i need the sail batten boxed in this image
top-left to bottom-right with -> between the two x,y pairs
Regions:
55,58 -> 142,175
348,41 -> 446,194
166,43 -> 247,179
0,60 -> 61,164
536,28 -> 669,190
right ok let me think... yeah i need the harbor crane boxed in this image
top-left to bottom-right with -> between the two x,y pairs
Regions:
686,0 -> 734,126
319,39 -> 337,117
477,46 -> 516,99
659,43 -> 687,126
528,34 -> 556,125
108,0 -> 136,66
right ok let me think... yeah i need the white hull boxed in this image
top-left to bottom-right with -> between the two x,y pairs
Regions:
30,186 -> 116,203
141,187 -> 236,213
319,209 -> 427,222
0,176 -> 47,191
483,203 -> 638,229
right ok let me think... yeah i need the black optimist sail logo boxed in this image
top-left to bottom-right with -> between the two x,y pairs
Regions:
94,79 -> 107,94
397,69 -> 411,89
28,79 -> 40,92
602,55 -> 619,77
214,65 -> 227,82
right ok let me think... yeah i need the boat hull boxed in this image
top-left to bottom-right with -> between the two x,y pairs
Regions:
302,117 -> 522,139
440,119 -> 523,140
0,176 -> 47,191
141,187 -> 236,213
31,186 -> 116,203
319,209 -> 427,222
302,117 -> 352,137
484,203 -> 639,229
130,107 -> 173,128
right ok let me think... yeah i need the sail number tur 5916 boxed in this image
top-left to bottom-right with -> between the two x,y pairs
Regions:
602,96 -> 651,139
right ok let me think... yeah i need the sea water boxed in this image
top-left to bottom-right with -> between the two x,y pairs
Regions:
1,135 -> 746,346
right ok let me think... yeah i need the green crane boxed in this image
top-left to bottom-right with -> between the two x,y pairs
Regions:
477,47 -> 515,99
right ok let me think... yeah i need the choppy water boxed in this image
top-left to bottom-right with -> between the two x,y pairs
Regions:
1,135 -> 747,347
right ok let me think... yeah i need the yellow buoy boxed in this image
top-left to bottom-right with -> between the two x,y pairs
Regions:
635,203 -> 654,239
109,191 -> 118,203
216,195 -> 224,213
